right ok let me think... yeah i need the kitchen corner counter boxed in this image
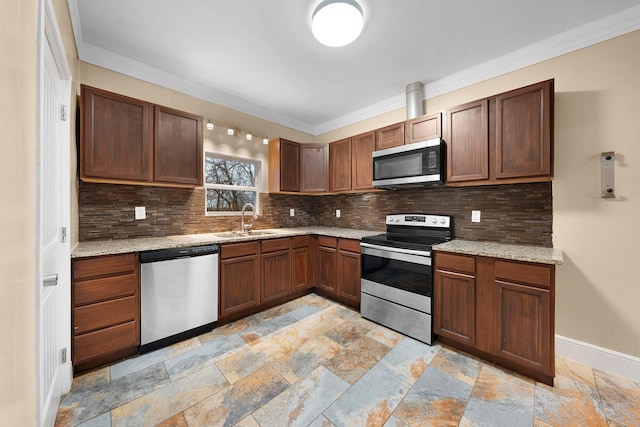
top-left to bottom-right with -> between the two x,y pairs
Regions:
71,227 -> 382,259
433,240 -> 563,265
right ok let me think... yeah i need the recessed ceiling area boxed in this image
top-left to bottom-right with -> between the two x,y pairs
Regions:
68,0 -> 640,135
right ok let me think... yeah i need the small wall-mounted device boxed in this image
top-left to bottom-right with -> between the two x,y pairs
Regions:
601,151 -> 615,199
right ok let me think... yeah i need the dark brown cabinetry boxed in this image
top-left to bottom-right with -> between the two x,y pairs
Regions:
268,138 -> 300,192
80,85 -> 203,187
336,239 -> 361,307
405,112 -> 442,144
329,138 -> 352,192
317,236 -> 337,293
301,144 -> 329,192
351,131 -> 375,190
434,251 -> 555,385
261,238 -> 291,302
445,79 -> 553,186
375,121 -> 405,150
219,241 -> 261,319
291,235 -> 311,291
72,253 -> 140,373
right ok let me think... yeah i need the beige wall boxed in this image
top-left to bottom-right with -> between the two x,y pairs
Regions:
0,0 -> 38,425
320,32 -> 640,358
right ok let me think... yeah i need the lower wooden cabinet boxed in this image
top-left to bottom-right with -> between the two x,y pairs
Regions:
261,238 -> 291,302
317,236 -> 337,293
434,252 -> 555,385
72,253 -> 140,372
291,236 -> 311,290
219,241 -> 260,318
336,239 -> 361,307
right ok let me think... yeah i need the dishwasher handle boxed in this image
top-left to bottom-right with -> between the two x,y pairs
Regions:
140,244 -> 219,263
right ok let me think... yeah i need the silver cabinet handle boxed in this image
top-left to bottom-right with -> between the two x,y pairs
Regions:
43,273 -> 58,287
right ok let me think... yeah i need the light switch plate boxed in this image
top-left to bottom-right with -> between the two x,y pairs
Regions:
290,208 -> 295,217
336,209 -> 341,218
135,206 -> 146,220
471,210 -> 481,223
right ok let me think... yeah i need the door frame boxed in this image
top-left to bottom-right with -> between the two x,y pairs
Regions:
37,0 -> 72,425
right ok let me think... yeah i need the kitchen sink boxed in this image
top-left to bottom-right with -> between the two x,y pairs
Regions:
214,230 -> 276,238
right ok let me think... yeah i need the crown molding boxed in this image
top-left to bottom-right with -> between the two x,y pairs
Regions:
68,1 -> 640,136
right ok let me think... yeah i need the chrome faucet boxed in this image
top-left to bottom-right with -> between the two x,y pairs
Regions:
241,202 -> 257,233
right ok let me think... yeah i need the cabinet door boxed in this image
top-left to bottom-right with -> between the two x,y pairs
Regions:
434,269 -> 476,346
351,131 -> 375,190
81,85 -> 151,182
281,139 -> 301,192
291,246 -> 310,290
153,106 -> 203,186
337,248 -> 361,307
494,280 -> 552,374
329,138 -> 352,192
495,80 -> 553,179
318,246 -> 337,293
261,249 -> 291,302
301,144 -> 329,192
405,112 -> 442,144
446,99 -> 489,182
375,122 -> 405,150
219,254 -> 260,318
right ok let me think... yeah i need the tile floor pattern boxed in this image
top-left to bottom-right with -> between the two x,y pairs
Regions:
56,294 -> 640,427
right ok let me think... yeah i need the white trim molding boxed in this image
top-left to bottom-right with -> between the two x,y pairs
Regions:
556,335 -> 640,383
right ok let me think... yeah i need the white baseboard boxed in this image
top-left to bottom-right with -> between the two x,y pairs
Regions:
555,335 -> 640,383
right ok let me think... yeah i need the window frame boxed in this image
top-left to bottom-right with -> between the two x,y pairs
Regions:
204,152 -> 261,216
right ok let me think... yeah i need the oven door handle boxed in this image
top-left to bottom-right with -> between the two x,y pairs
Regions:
361,243 -> 432,266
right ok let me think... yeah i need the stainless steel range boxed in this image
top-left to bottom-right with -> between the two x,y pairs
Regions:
360,213 -> 452,344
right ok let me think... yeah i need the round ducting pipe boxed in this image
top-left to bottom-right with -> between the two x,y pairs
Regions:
406,81 -> 424,119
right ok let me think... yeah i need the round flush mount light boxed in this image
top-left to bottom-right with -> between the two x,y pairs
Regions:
312,0 -> 364,47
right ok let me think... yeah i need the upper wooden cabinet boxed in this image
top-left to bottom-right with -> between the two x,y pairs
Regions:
269,138 -> 300,192
375,121 -> 405,150
445,79 -> 554,186
351,131 -> 375,190
329,138 -> 352,192
405,112 -> 442,144
300,143 -> 329,193
80,85 -> 203,187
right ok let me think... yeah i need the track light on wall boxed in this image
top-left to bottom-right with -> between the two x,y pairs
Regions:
204,119 -> 269,145
205,120 -> 214,130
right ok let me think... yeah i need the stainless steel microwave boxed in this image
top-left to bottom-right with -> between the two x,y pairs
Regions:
372,138 -> 445,189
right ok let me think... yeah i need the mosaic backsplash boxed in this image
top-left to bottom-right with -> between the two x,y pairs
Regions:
78,181 -> 552,247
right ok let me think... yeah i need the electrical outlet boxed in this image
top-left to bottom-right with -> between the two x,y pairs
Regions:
336,209 -> 341,218
135,206 -> 146,220
471,210 -> 481,223
290,208 -> 295,217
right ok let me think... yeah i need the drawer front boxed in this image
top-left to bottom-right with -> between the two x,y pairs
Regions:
292,235 -> 310,248
317,236 -> 337,248
73,321 -> 138,364
73,273 -> 137,306
495,260 -> 553,289
338,238 -> 360,252
220,241 -> 260,259
73,253 -> 137,280
435,252 -> 476,275
261,237 -> 291,253
73,296 -> 137,335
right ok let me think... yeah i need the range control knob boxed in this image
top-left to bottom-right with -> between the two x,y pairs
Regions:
394,216 -> 400,222
432,218 -> 437,224
440,218 -> 446,224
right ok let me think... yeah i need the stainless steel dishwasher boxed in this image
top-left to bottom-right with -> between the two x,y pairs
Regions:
139,244 -> 218,352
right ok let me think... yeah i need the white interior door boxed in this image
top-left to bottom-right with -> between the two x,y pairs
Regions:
38,1 -> 71,425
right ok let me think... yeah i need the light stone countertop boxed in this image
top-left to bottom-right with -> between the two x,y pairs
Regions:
71,227 -> 383,258
433,240 -> 563,265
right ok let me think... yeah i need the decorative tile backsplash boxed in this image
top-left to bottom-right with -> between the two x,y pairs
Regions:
78,181 -> 552,247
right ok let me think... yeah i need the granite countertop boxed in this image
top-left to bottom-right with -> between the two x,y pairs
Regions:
433,240 -> 563,265
71,227 -> 383,258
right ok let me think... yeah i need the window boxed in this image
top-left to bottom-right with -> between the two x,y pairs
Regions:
205,153 -> 260,215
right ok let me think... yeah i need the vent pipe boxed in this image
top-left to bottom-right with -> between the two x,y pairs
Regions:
405,81 -> 424,119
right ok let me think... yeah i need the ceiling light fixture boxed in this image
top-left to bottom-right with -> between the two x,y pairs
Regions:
205,120 -> 214,130
227,128 -> 236,136
312,0 -> 364,47
204,119 -> 269,145
263,138 -> 269,145
245,133 -> 253,141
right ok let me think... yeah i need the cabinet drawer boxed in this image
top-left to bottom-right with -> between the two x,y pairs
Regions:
317,236 -> 337,248
436,253 -> 476,274
73,296 -> 137,335
73,273 -> 137,306
220,241 -> 260,259
495,260 -> 552,289
73,253 -> 137,280
338,238 -> 360,253
73,321 -> 138,364
261,238 -> 291,253
292,235 -> 310,248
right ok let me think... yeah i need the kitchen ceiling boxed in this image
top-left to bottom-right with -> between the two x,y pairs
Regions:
68,0 -> 640,135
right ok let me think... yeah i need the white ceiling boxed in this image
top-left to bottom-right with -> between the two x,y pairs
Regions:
68,0 -> 640,135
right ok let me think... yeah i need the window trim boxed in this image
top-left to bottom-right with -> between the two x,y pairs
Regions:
204,152 -> 261,216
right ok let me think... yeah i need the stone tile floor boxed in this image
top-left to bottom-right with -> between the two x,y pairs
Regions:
56,293 -> 640,427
